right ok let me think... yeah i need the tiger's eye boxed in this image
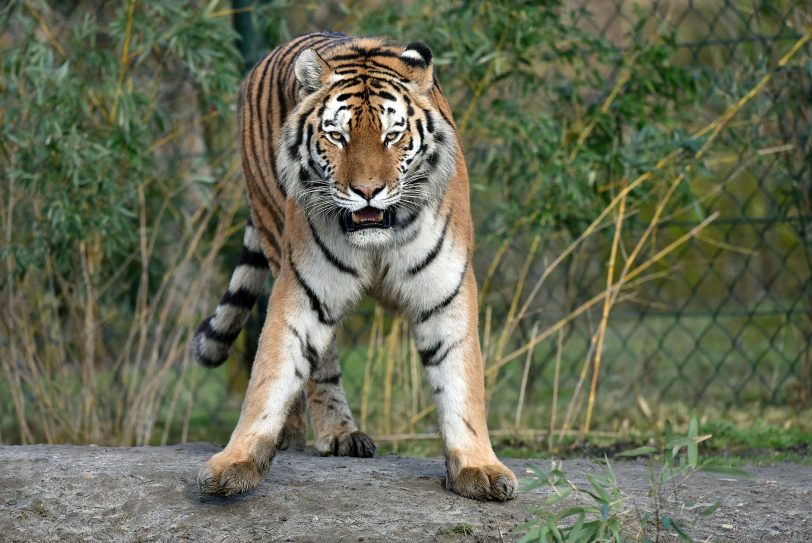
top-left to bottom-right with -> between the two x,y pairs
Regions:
327,131 -> 345,144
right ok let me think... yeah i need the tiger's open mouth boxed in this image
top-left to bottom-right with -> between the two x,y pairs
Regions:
340,206 -> 393,232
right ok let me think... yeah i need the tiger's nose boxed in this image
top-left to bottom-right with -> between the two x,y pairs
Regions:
349,182 -> 385,201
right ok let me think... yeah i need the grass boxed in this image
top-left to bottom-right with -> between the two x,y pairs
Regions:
367,410 -> 812,464
450,524 -> 475,535
516,417 -> 755,543
331,308 -> 809,451
2,256 -> 807,451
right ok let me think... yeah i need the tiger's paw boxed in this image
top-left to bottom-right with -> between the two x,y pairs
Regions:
277,422 -> 307,451
314,430 -> 376,458
446,461 -> 517,502
197,444 -> 274,497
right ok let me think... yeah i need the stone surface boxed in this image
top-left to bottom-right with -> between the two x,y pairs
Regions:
0,443 -> 810,542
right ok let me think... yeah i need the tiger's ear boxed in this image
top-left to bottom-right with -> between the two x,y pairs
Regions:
294,48 -> 332,94
400,42 -> 434,92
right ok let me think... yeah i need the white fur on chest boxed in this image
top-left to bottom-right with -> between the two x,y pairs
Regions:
302,210 -> 466,322
379,212 -> 465,315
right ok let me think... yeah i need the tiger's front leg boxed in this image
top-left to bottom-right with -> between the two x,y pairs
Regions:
410,266 -> 517,501
197,268 -> 337,496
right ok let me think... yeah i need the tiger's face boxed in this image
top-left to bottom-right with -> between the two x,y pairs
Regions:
278,43 -> 456,248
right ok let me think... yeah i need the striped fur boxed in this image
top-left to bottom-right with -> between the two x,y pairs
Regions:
192,219 -> 268,368
193,33 -> 516,501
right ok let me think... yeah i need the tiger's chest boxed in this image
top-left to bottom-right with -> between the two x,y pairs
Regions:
295,208 -> 464,319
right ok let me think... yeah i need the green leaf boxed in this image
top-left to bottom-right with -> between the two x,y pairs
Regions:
517,525 -> 542,543
543,487 -> 572,506
574,522 -> 601,543
666,436 -> 696,450
587,474 -> 611,503
700,500 -> 722,517
688,417 -> 699,468
521,478 -> 547,492
698,463 -> 755,479
618,446 -> 657,457
672,519 -> 694,542
556,506 -> 591,520
565,512 -> 586,541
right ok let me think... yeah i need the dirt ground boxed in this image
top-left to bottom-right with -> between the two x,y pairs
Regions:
0,443 -> 809,542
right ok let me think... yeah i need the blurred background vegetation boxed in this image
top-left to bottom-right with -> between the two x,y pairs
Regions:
1,0 -> 810,456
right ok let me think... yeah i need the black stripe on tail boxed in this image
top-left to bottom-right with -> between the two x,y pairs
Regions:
191,221 -> 270,368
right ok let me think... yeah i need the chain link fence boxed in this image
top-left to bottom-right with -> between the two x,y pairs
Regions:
178,0 -> 812,443
328,1 -> 811,436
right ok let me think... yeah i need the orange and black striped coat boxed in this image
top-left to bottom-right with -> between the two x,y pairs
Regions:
192,33 -> 517,501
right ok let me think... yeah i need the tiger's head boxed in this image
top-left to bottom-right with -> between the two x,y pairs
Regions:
278,40 -> 457,248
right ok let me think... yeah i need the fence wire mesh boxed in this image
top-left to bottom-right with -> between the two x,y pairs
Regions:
28,1 -> 803,445
320,0 -> 812,438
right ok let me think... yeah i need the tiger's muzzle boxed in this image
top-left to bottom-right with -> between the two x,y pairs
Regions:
340,206 -> 394,232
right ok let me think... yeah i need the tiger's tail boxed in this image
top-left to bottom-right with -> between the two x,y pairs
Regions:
191,220 -> 269,368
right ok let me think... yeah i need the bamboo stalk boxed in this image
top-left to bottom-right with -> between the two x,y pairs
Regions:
492,212 -> 720,374
383,317 -> 400,435
478,238 -> 510,307
549,329 -> 564,450
559,333 -> 597,441
360,306 -> 382,429
409,338 -> 420,433
457,28 -> 509,137
567,63 -> 635,162
482,304 -> 493,369
583,192 -> 626,433
109,0 -> 137,124
488,235 -> 541,404
494,235 -> 541,361
515,322 -> 539,428
160,340 -> 190,445
24,4 -> 66,56
79,239 -> 100,442
180,361 -> 198,444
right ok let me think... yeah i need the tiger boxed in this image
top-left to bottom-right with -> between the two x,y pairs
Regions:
191,32 -> 517,501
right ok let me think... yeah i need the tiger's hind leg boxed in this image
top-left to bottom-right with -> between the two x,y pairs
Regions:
308,340 -> 376,457
277,390 -> 307,450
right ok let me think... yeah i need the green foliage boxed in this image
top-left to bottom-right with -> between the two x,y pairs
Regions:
450,523 -> 474,535
0,1 -> 244,445
1,1 -> 240,287
350,0 -> 705,238
698,419 -> 812,454
518,459 -> 624,543
518,417 -> 752,543
1,0 -> 808,445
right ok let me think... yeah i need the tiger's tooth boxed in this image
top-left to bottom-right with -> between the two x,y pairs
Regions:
351,212 -> 361,224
